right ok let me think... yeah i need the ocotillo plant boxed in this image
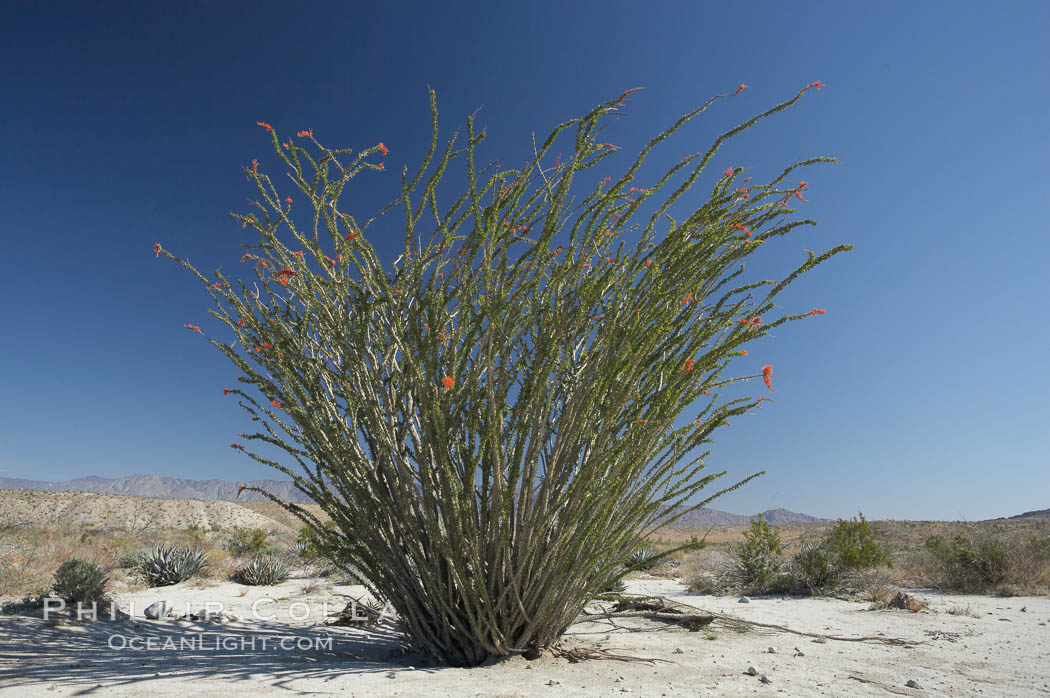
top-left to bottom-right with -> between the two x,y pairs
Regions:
160,81 -> 849,665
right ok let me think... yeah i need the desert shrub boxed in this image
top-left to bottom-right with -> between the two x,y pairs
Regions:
732,517 -> 784,593
52,558 -> 108,604
1,590 -> 48,614
225,527 -> 272,556
823,513 -> 888,571
923,534 -> 1007,592
163,83 -> 847,664
117,548 -> 151,569
140,544 -> 208,587
793,541 -> 840,594
233,555 -> 290,586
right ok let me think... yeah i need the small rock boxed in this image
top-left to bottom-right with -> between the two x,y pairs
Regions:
746,666 -> 758,676
144,601 -> 173,620
1020,606 -> 1027,613
738,597 -> 750,604
673,648 -> 684,655
905,679 -> 921,689
545,679 -> 560,686
767,647 -> 776,654
760,675 -> 772,684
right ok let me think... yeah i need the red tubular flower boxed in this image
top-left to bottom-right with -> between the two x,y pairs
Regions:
250,159 -> 258,174
184,324 -> 201,333
277,269 -> 297,276
379,142 -> 389,156
762,364 -> 774,391
601,177 -> 611,183
798,180 -> 808,189
635,418 -> 646,424
261,342 -> 271,349
324,255 -> 335,265
683,359 -> 694,372
259,260 -> 267,267
735,83 -> 748,95
231,443 -> 245,450
223,388 -> 231,395
442,376 -> 454,390
750,317 -> 762,327
282,142 -> 289,149
236,318 -> 246,327
378,163 -> 384,170
808,308 -> 827,316
240,253 -> 252,263
279,353 -> 284,360
724,167 -> 734,178
740,349 -> 748,356
277,277 -> 290,286
213,282 -> 224,288
292,250 -> 304,257
682,293 -> 694,305
734,223 -> 750,232
297,130 -> 313,138
271,400 -> 281,408
154,242 -> 161,258
257,121 -> 273,131
344,231 -> 356,241
284,197 -> 292,204
645,259 -> 652,268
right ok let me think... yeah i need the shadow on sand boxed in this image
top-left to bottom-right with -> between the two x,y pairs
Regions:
0,613 -> 435,693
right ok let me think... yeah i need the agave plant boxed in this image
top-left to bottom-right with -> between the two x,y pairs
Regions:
233,554 -> 290,586
140,544 -> 208,587
628,543 -> 659,570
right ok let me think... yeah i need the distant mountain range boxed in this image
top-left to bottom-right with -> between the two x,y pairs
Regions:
0,474 -> 828,523
0,474 -> 313,504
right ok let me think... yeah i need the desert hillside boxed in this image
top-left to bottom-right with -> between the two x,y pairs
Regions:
0,489 -> 295,533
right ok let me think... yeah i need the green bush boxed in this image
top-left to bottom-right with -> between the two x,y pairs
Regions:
225,527 -> 271,556
732,517 -> 784,593
792,541 -> 840,594
925,534 -> 1007,592
824,513 -> 888,571
52,559 -> 108,604
140,544 -> 208,587
117,548 -> 150,569
233,555 -> 290,586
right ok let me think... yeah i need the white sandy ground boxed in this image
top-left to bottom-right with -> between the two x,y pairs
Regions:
1,574 -> 1048,697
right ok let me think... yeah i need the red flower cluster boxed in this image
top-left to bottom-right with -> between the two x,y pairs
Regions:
230,443 -> 245,451
379,142 -> 389,156
223,388 -> 231,395
762,365 -> 774,391
739,316 -> 761,327
442,376 -> 454,390
683,359 -> 694,372
184,324 -> 201,333
277,269 -> 297,276
293,250 -> 304,257
806,81 -> 825,90
297,130 -> 313,138
240,253 -> 252,263
284,197 -> 292,204
682,293 -> 694,305
808,308 -> 826,316
154,243 -> 161,258
271,400 -> 281,408
250,159 -> 258,174
257,121 -> 273,131
735,84 -> 748,95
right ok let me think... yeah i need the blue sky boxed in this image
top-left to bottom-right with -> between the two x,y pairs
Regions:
1,1 -> 1046,521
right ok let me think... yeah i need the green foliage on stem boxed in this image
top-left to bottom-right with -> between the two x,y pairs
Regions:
164,83 -> 849,665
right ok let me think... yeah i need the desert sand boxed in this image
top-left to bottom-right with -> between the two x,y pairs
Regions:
1,575 -> 1047,697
